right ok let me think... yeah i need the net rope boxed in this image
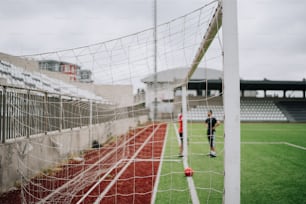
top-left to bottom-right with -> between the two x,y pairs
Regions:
0,1 -> 226,203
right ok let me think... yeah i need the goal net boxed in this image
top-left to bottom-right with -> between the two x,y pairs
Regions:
0,1 -> 228,203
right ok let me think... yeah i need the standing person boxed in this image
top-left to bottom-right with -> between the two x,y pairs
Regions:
178,113 -> 183,157
205,110 -> 220,157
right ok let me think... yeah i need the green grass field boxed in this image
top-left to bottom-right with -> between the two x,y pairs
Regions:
154,123 -> 306,204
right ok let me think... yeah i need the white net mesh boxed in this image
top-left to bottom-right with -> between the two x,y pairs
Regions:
0,1 -> 225,203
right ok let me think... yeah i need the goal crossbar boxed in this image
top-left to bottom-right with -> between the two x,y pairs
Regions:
184,2 -> 222,84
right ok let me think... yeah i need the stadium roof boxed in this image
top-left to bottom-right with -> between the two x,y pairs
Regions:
141,67 -> 222,83
142,67 -> 306,93
188,79 -> 306,91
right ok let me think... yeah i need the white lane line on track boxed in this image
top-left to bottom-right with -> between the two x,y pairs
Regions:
93,124 -> 163,204
38,126 -> 149,204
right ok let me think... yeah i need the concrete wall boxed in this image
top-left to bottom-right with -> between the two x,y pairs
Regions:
79,84 -> 134,107
145,82 -> 175,108
0,115 -> 148,193
145,82 -> 177,119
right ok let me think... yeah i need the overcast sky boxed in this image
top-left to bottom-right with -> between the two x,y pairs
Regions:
0,0 -> 305,82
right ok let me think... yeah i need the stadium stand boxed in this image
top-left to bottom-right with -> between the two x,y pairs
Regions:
240,98 -> 287,121
0,60 -> 104,101
187,97 -> 288,122
277,100 -> 306,122
188,105 -> 224,121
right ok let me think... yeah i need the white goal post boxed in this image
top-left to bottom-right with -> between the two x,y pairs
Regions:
181,0 -> 241,203
222,0 -> 240,203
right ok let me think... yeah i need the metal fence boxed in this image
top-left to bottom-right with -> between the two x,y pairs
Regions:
0,85 -> 148,143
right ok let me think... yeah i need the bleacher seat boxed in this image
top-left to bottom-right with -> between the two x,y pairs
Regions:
0,60 -> 105,101
187,98 -> 287,122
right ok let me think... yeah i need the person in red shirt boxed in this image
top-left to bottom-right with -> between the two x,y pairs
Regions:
178,113 -> 183,157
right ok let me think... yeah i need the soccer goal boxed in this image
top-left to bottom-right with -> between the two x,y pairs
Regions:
0,0 -> 240,203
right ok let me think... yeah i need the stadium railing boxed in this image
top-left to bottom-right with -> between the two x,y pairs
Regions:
0,84 -> 149,143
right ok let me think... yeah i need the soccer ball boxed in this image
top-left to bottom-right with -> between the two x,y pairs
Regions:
184,167 -> 194,177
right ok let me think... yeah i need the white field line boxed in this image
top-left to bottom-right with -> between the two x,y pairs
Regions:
241,141 -> 306,150
151,123 -> 169,204
186,177 -> 200,204
93,124 -> 162,204
38,126 -> 149,204
197,187 -> 223,194
192,141 -> 305,149
241,142 -> 283,145
121,158 -> 180,162
191,141 -> 283,144
189,141 -> 224,144
174,123 -> 200,204
283,142 -> 306,151
242,141 -> 306,150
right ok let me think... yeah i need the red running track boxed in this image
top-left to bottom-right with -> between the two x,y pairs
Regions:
0,123 -> 167,204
